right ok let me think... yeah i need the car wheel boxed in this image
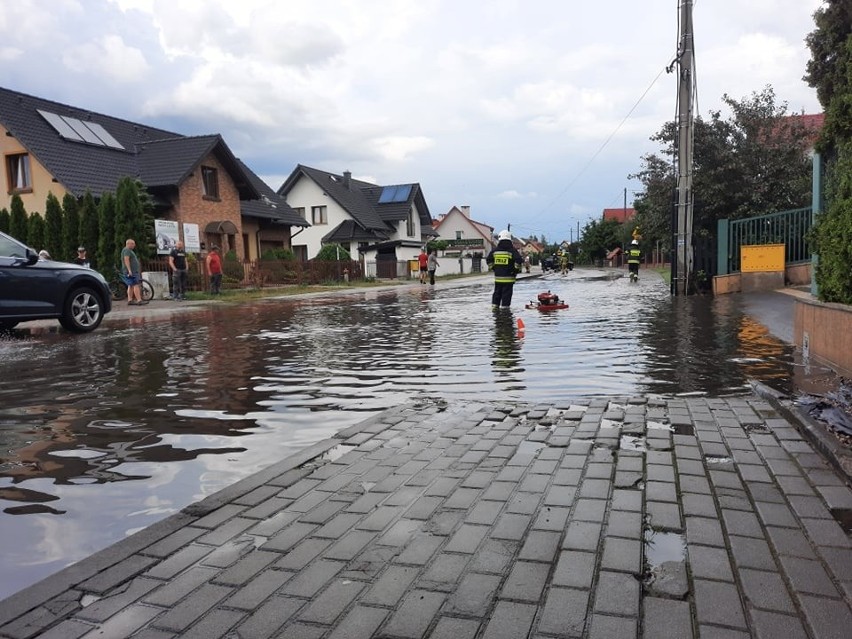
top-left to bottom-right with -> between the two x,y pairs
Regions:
59,287 -> 105,333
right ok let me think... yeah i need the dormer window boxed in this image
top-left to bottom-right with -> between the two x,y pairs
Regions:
201,166 -> 219,200
6,153 -> 32,193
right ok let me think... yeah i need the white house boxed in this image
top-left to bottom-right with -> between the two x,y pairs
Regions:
277,165 -> 435,275
432,206 -> 495,256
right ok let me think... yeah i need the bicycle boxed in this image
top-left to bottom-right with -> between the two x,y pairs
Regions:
109,267 -> 154,302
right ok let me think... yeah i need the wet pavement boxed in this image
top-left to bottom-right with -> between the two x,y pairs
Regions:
2,270 -> 851,638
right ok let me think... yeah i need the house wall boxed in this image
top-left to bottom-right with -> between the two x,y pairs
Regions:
434,210 -> 491,254
284,175 -> 351,259
794,297 -> 852,377
171,152 -> 243,258
0,123 -> 69,214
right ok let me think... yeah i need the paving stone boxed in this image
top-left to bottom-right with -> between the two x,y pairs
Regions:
588,614 -> 637,639
682,493 -> 718,518
643,596 -> 694,639
445,572 -> 502,615
749,609 -> 808,639
325,605 -> 388,639
405,495 -> 443,520
381,589 -> 445,638
728,535 -> 777,571
688,544 -> 734,581
517,530 -> 561,563
798,594 -> 852,639
506,492 -> 543,515
536,587 -> 589,637
152,584 -> 234,632
694,579 -> 747,629
552,551 -> 596,589
562,520 -> 603,552
611,489 -> 642,512
274,538 -> 332,571
356,505 -> 404,531
75,576 -> 161,623
738,568 -> 796,613
444,524 -> 488,553
778,555 -> 839,597
491,513 -> 531,541
223,568 -> 294,611
324,529 -> 376,561
646,481 -> 678,503
360,565 -> 419,606
79,555 -> 158,595
572,499 -> 607,523
680,475 -> 712,494
430,617 -> 481,639
480,601 -> 537,639
418,553 -> 469,591
593,570 -> 639,616
788,494 -> 832,519
607,510 -> 643,540
647,501 -> 682,531
262,522 -> 318,553
469,539 -> 518,575
722,510 -> 763,538
801,518 -> 852,547
533,506 -> 570,531
298,579 -> 365,625
280,559 -> 344,597
601,537 -> 642,574
544,485 -> 576,507
755,501 -> 798,528
766,527 -> 818,559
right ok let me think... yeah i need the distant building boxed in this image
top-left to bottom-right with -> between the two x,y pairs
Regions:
277,165 -> 435,268
602,207 -> 636,224
432,205 -> 494,255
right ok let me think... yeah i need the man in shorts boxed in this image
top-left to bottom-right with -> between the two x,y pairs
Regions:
121,238 -> 147,305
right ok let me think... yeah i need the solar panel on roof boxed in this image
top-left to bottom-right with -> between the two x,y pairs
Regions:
84,121 -> 125,149
37,108 -> 125,150
38,109 -> 84,142
378,184 -> 413,204
62,116 -> 104,145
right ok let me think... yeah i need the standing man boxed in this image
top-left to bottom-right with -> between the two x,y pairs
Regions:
73,246 -> 90,268
627,239 -> 642,281
205,245 -> 223,294
486,229 -> 523,308
427,250 -> 440,286
169,240 -> 188,300
121,238 -> 146,305
418,248 -> 428,284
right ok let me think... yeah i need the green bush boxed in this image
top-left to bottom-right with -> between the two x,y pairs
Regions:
261,247 -> 295,261
315,243 -> 351,261
222,252 -> 244,281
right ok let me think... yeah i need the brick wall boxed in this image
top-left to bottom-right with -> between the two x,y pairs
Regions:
171,152 -> 243,258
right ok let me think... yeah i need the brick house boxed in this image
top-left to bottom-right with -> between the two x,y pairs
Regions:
0,86 -> 307,261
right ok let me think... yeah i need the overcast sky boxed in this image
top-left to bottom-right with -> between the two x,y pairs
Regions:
1,0 -> 823,241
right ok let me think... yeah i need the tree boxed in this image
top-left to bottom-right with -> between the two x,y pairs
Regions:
315,243 -> 351,261
579,218 -> 621,263
805,0 -> 852,303
44,192 -> 63,259
79,190 -> 99,269
631,87 -> 813,262
27,212 -> 46,252
9,195 -> 28,244
0,208 -> 9,234
114,177 -> 149,261
98,192 -> 118,274
62,193 -> 80,262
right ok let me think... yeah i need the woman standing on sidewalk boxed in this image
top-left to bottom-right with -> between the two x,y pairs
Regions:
427,250 -> 440,285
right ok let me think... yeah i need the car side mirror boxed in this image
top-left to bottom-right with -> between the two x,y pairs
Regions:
25,248 -> 39,265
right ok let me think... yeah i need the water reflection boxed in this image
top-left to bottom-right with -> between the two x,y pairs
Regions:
0,273 -> 807,598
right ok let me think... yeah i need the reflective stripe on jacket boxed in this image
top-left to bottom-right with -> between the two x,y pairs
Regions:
627,248 -> 641,264
487,247 -> 521,283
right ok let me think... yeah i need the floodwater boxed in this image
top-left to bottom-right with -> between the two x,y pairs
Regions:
0,270 -> 822,598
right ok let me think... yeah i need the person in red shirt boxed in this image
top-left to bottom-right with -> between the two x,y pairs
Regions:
417,248 -> 428,284
205,245 -> 223,294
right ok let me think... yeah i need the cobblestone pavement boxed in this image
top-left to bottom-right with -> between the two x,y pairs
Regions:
2,395 -> 852,638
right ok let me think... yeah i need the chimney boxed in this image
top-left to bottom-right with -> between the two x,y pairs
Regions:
343,170 -> 351,189
460,205 -> 471,218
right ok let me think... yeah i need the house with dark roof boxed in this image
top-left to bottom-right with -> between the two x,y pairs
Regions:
432,206 -> 494,255
277,165 -> 435,268
0,86 -> 307,262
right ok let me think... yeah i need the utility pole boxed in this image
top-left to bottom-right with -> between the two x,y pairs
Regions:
673,0 -> 695,296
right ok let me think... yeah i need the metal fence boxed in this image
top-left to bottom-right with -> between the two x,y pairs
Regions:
717,207 -> 813,275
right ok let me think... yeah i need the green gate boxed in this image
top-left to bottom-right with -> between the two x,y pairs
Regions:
717,207 -> 813,275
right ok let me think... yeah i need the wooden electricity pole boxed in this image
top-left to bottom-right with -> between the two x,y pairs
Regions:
673,0 -> 695,296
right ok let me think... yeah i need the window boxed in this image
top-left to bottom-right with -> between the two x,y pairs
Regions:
293,207 -> 306,219
6,154 -> 32,192
456,231 -> 463,240
201,166 -> 219,199
311,206 -> 327,225
406,208 -> 415,237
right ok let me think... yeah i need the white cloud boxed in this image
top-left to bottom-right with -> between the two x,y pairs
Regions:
369,136 -> 435,163
0,47 -> 22,61
62,35 -> 150,83
498,190 -> 537,200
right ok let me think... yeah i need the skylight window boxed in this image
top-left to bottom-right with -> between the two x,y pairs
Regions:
37,109 -> 125,150
378,184 -> 412,204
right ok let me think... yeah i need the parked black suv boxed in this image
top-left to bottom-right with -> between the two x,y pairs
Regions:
0,231 -> 112,332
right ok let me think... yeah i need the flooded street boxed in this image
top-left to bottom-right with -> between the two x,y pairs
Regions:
0,271 -> 822,598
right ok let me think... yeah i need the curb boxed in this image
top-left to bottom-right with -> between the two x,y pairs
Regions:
750,379 -> 852,484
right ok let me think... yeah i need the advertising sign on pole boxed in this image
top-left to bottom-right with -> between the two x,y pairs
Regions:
154,219 -> 179,255
183,223 -> 201,253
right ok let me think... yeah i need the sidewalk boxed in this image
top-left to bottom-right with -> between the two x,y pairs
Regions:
2,395 -> 851,638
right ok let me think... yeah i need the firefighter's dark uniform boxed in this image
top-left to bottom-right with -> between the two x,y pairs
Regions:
486,240 -> 523,307
627,245 -> 641,278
